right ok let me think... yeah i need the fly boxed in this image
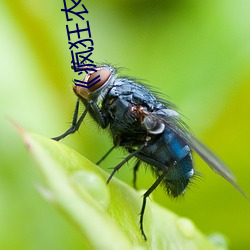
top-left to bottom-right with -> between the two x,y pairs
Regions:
52,64 -> 247,240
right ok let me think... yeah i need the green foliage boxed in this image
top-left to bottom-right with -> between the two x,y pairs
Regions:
1,1 -> 250,249
19,129 -> 226,250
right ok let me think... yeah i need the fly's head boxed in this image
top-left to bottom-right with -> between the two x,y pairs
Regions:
73,65 -> 117,103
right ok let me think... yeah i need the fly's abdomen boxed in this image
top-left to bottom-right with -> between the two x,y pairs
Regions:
163,129 -> 194,196
137,128 -> 194,197
164,153 -> 193,197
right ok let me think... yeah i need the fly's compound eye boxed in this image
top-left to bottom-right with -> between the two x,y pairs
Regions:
142,116 -> 165,134
85,68 -> 111,92
73,67 -> 111,99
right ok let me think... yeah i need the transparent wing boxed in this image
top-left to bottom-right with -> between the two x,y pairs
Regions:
170,121 -> 247,198
149,110 -> 247,198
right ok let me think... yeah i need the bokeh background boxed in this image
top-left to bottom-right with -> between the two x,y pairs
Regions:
1,0 -> 250,249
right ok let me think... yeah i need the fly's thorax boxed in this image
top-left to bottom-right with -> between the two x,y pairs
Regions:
73,65 -> 117,104
142,116 -> 165,134
140,109 -> 181,135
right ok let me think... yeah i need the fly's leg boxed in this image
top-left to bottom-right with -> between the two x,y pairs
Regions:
107,144 -> 146,184
96,146 -> 116,165
88,100 -> 107,129
133,160 -> 141,189
140,172 -> 166,240
52,99 -> 88,141
52,99 -> 108,141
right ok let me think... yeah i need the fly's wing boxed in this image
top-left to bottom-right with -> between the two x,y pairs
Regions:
151,110 -> 247,198
182,131 -> 248,197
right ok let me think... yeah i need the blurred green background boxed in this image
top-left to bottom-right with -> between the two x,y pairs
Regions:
0,0 -> 250,249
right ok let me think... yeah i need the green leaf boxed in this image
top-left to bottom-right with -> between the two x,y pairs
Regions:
19,129 -> 227,250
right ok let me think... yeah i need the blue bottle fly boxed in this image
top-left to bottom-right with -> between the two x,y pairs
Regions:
52,64 -> 246,240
